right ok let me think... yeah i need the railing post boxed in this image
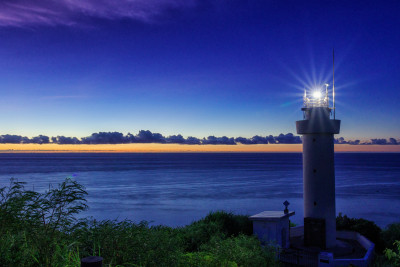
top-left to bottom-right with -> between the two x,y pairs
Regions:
81,256 -> 103,267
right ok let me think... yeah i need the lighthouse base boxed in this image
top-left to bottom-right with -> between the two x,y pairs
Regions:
304,217 -> 326,249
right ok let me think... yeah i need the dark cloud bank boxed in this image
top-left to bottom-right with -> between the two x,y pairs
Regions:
0,131 -> 398,145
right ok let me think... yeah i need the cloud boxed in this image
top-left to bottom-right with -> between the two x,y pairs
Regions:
234,137 -> 254,144
135,130 -> 166,143
389,138 -> 398,145
30,135 -> 50,144
40,95 -> 87,100
275,133 -> 301,144
81,132 -> 126,144
370,138 -> 388,145
235,134 -> 301,145
185,136 -> 201,145
0,0 -> 197,27
201,136 -> 236,145
47,131 -> 200,145
250,135 -> 268,144
0,131 -> 398,145
335,137 -> 346,144
52,136 -> 81,144
0,134 -> 50,144
0,134 -> 24,144
266,135 -> 276,144
348,140 -> 360,145
165,134 -> 202,144
166,134 -> 185,144
334,137 -> 400,145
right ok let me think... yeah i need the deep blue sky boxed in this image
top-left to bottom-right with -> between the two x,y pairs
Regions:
0,0 -> 399,140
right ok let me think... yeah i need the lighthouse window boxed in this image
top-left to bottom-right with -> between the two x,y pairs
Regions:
313,138 -> 316,142
313,169 -> 317,173
314,201 -> 317,206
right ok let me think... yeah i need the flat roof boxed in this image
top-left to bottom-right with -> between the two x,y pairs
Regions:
249,211 -> 295,221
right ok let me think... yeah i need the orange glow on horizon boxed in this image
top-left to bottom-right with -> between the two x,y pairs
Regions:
0,144 -> 399,153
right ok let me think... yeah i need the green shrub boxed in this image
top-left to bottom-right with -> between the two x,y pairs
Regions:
201,211 -> 253,236
200,234 -> 280,267
384,240 -> 400,266
178,218 -> 226,252
372,254 -> 395,267
0,178 -> 86,266
179,211 -> 252,252
0,230 -> 35,266
177,252 -> 216,266
73,219 -> 184,266
381,223 -> 400,250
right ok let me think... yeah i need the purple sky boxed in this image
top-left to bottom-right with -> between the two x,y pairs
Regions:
0,0 -> 399,140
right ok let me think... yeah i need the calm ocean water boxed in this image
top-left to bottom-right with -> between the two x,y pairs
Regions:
0,153 -> 399,228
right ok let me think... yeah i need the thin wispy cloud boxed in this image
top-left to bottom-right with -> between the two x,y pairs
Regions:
40,95 -> 88,100
0,0 -> 197,27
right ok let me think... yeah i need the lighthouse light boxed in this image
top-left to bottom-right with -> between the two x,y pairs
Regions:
312,90 -> 322,99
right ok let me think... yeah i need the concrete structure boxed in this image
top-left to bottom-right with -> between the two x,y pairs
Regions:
333,231 -> 375,267
289,227 -> 375,267
296,86 -> 340,248
250,211 -> 295,248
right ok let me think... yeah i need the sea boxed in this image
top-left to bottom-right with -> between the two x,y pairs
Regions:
0,153 -> 399,228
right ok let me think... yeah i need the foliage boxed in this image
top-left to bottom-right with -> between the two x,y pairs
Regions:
73,219 -> 183,266
384,240 -> 400,266
179,211 -> 253,252
0,179 -> 279,267
200,235 -> 280,267
381,223 -> 400,250
4,178 -> 400,267
177,252 -> 216,266
201,211 -> 253,237
0,178 -> 37,230
372,254 -> 397,267
0,178 -> 86,266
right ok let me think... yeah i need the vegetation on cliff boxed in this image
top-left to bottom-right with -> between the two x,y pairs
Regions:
1,178 -> 399,266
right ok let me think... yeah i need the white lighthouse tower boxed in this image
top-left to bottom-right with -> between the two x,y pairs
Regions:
296,80 -> 340,248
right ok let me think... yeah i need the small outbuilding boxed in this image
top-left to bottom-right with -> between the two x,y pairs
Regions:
249,210 -> 295,248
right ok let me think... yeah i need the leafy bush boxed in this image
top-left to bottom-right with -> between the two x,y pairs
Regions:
179,211 -> 252,252
0,178 -> 86,266
73,219 -> 184,266
178,218 -> 226,252
0,230 -> 36,266
381,223 -> 400,250
177,252 -> 216,266
200,234 -> 280,267
201,211 -> 253,236
384,240 -> 400,266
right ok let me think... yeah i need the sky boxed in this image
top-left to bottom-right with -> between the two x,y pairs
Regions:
0,0 -> 399,142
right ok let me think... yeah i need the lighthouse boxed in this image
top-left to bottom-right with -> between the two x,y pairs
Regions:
296,83 -> 340,249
